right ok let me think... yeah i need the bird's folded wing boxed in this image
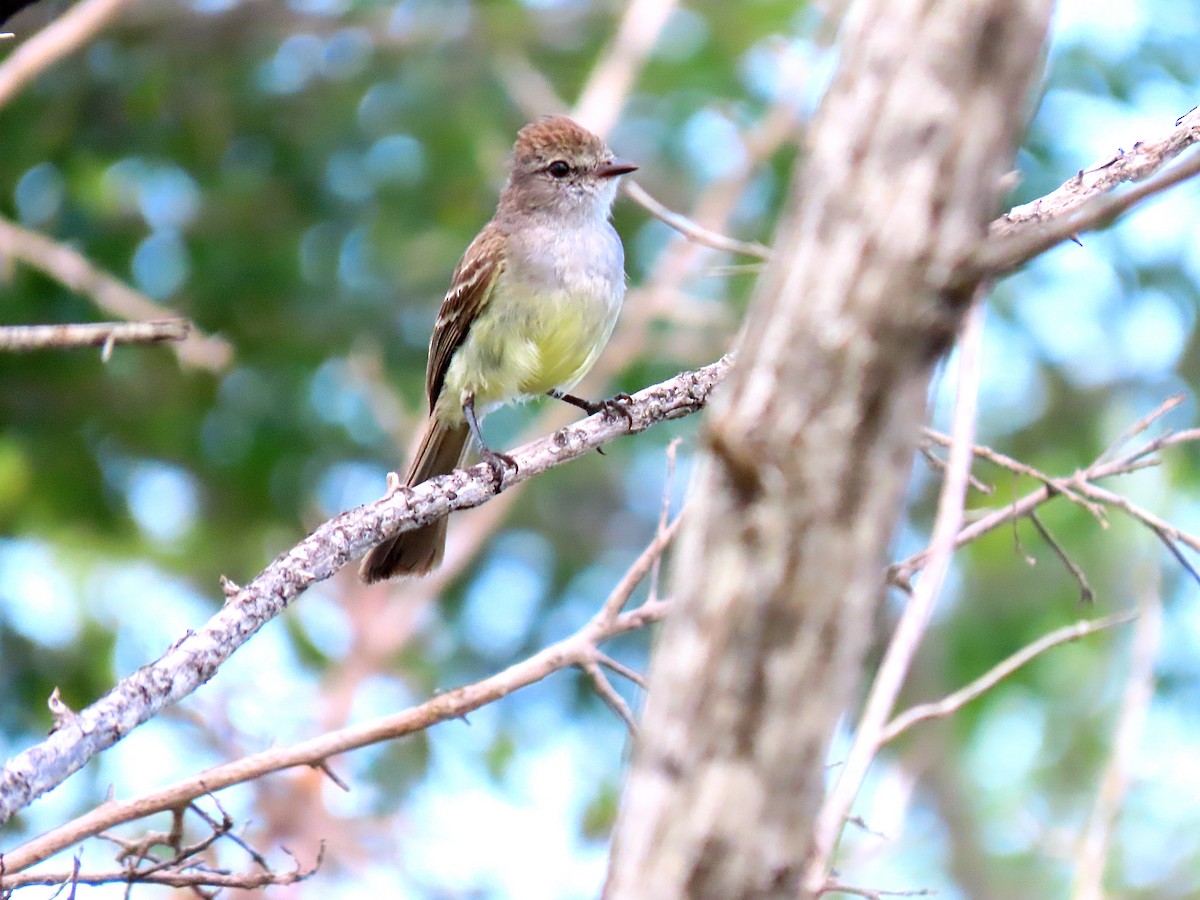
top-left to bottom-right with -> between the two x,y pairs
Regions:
425,223 -> 507,408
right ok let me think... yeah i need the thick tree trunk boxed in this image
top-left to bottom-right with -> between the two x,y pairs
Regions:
606,1 -> 1053,898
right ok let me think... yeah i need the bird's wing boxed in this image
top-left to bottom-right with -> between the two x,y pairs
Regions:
425,223 -> 506,409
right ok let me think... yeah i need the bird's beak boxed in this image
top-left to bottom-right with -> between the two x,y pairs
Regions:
596,157 -> 638,179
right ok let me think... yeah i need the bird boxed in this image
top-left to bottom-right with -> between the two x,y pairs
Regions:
359,115 -> 638,582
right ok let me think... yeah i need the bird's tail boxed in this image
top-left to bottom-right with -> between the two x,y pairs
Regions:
359,418 -> 470,582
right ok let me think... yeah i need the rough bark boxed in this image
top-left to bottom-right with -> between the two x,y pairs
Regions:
605,2 -> 1053,898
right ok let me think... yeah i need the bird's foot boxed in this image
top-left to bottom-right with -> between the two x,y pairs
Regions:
480,447 -> 518,490
594,393 -> 635,429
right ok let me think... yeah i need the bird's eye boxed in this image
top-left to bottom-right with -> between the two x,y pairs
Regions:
547,160 -> 571,178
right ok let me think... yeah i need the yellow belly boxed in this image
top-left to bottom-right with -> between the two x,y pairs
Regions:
437,279 -> 621,420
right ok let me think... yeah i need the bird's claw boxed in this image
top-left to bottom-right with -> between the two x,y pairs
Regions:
597,393 -> 635,429
481,447 -> 517,489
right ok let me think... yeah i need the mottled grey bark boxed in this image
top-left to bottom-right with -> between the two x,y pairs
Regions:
606,2 -> 1053,898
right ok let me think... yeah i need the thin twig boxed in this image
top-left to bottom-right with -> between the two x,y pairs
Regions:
0,0 -> 139,110
1149,528 -> 1200,590
924,428 -> 1106,523
890,413 -> 1200,587
0,216 -> 231,370
579,661 -> 639,735
1097,393 -> 1185,462
918,443 -> 993,495
648,439 -> 681,602
805,298 -> 988,891
598,514 -> 685,624
969,136 -> 1200,279
595,651 -> 647,690
572,0 -> 679,138
0,320 -> 191,353
1028,510 -> 1095,604
819,884 -> 935,899
881,611 -> 1136,745
1071,582 -> 1161,900
0,519 -> 682,873
1074,481 -> 1200,556
1116,427 -> 1200,467
1011,494 -> 1037,566
0,864 -> 319,890
188,800 -> 269,871
623,181 -> 771,258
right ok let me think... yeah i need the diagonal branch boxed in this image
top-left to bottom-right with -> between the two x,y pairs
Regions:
623,181 -> 772,258
1071,582 -> 1161,900
0,516 -> 681,874
0,356 -> 727,828
0,216 -> 232,370
964,106 -> 1200,280
0,319 -> 190,353
890,417 -> 1200,588
0,0 -> 140,110
881,611 -> 1136,745
805,297 -> 988,891
572,0 -> 679,138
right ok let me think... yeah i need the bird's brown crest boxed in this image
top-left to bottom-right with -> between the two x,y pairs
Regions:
512,115 -> 608,167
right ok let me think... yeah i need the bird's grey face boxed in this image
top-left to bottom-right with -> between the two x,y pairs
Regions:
510,150 -> 635,219
504,117 -> 637,221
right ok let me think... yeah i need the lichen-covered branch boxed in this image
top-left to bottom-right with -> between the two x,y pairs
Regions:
0,319 -> 190,353
0,216 -> 231,370
0,517 -> 680,875
0,358 -> 725,827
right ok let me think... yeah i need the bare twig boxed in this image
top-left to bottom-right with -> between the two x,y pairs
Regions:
1120,426 -> 1200,465
1028,510 -> 1095,604
623,181 -> 772,258
0,319 -> 190,353
0,216 -> 231,370
596,651 -> 647,690
1097,393 -> 1185,462
579,661 -> 640,734
647,438 -> 681,602
881,611 -> 1136,745
819,884 -> 934,899
573,0 -> 679,138
968,107 -> 1200,279
805,298 -> 988,891
923,428 -> 1106,523
1074,481 -> 1200,556
2,798 -> 318,892
918,443 -> 993,495
1150,528 -> 1200,590
0,0 -> 139,110
892,422 -> 1200,592
0,863 -> 319,891
0,522 -> 682,874
995,107 -> 1200,236
889,417 -> 1200,588
1071,582 -> 1161,900
0,359 -> 712,837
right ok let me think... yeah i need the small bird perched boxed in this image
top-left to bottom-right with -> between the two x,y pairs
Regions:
359,116 -> 638,582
